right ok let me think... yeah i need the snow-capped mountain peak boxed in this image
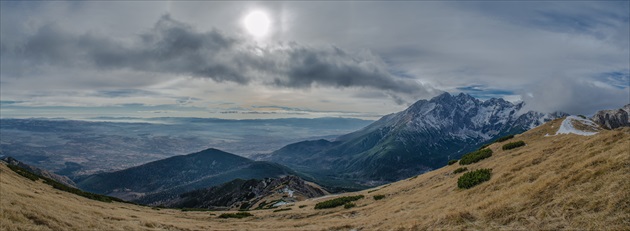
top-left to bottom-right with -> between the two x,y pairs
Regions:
264,92 -> 568,184
389,93 -> 566,140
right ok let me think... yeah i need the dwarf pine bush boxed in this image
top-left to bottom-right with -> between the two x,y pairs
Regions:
373,195 -> 385,200
218,212 -> 253,219
452,167 -> 468,174
459,149 -> 493,165
457,168 -> 492,189
502,141 -> 526,150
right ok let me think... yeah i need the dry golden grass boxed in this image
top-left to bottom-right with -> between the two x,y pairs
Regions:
1,118 -> 629,230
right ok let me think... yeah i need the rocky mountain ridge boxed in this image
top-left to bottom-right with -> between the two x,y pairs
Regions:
591,104 -> 630,129
260,92 -> 568,186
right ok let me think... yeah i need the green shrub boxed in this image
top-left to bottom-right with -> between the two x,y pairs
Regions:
273,208 -> 292,212
218,212 -> 253,219
373,195 -> 385,200
502,141 -> 526,150
457,169 -> 492,189
452,167 -> 468,174
459,149 -> 493,165
447,159 -> 458,165
298,205 -> 307,208
494,134 -> 515,143
314,195 -> 364,209
344,203 -> 356,209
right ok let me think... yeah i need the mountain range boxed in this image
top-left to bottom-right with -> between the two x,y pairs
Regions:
258,92 -> 567,186
74,93 -> 571,199
52,93 -> 629,207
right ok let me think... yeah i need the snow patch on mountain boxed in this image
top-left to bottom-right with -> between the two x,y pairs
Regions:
556,116 -> 598,136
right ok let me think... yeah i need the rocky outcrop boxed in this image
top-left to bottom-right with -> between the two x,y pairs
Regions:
591,104 -> 630,129
160,175 -> 327,210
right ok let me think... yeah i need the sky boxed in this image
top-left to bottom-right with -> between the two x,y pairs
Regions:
1,1 -> 628,119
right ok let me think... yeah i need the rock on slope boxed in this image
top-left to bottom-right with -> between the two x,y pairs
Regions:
591,104 -> 630,129
2,117 -> 628,230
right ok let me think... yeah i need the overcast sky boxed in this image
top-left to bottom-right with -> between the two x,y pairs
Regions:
1,1 -> 628,119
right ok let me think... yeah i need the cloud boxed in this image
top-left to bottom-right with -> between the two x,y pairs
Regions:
93,89 -> 162,98
1,2 -> 627,117
520,76 -> 629,115
2,14 -> 435,105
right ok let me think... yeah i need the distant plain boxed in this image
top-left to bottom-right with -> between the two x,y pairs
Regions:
0,117 -> 371,175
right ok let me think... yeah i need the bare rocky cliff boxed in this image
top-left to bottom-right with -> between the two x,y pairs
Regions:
591,104 -> 630,129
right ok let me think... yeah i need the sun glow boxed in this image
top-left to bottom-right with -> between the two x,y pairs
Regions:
243,11 -> 271,38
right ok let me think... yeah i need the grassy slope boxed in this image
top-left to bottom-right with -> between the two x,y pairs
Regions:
1,118 -> 629,231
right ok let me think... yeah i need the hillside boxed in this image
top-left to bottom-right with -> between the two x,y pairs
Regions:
0,156 -> 77,188
2,117 -> 628,230
76,148 -> 297,203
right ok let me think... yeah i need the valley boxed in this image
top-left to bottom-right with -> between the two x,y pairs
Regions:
0,117 -> 371,176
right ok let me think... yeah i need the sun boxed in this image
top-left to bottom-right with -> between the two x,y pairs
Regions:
243,11 -> 271,38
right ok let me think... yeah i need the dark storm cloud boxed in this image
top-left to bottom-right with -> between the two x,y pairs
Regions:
2,15 -> 432,103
